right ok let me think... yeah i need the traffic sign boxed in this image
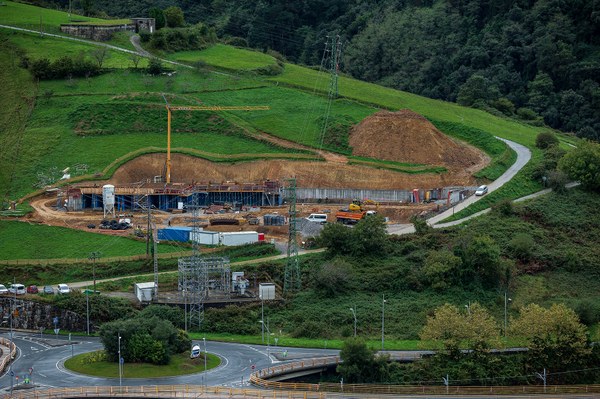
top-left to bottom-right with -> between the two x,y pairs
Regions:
28,367 -> 33,375
53,316 -> 59,325
251,364 -> 255,370
10,371 -> 14,377
120,357 -> 124,365
54,328 -> 60,335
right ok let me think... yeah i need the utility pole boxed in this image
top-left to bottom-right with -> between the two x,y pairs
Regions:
381,294 -> 386,350
88,251 -> 101,293
284,178 -> 300,292
504,292 -> 512,337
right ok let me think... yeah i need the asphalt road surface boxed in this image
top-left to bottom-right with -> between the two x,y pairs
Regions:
0,331 -> 340,391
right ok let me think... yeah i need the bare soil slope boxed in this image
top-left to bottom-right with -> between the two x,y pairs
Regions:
349,110 -> 487,171
111,153 -> 479,190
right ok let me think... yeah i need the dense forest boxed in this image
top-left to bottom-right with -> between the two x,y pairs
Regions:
34,0 -> 600,140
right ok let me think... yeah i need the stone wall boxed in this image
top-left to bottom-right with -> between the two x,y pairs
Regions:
60,23 -> 135,41
0,298 -> 89,332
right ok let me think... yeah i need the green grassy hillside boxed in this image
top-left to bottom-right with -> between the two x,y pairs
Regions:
0,220 -> 181,260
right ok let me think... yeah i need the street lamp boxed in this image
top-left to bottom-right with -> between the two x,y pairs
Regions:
349,307 -> 357,337
381,295 -> 386,350
203,337 -> 207,387
465,303 -> 471,316
504,292 -> 512,337
88,251 -> 101,294
259,320 -> 271,356
118,334 -> 122,389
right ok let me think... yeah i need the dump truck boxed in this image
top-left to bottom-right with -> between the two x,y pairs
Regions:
335,209 -> 377,224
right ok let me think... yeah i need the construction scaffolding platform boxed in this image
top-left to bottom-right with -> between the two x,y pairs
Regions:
62,180 -> 282,211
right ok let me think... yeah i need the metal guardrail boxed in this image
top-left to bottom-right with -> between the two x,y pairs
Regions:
249,356 -> 600,396
2,385 -> 327,399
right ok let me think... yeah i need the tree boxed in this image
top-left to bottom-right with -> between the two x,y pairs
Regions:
337,337 -> 389,383
457,74 -> 500,106
90,47 -> 110,68
457,235 -> 502,287
422,250 -> 462,290
318,222 -> 352,256
509,303 -> 591,380
147,58 -> 163,75
535,131 -> 559,149
164,6 -> 185,28
148,7 -> 166,30
129,53 -> 141,69
420,303 -> 501,349
351,214 -> 388,256
559,140 -> 600,191
311,259 -> 353,297
99,316 -> 190,365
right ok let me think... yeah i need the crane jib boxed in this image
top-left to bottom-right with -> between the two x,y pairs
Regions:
167,106 -> 270,111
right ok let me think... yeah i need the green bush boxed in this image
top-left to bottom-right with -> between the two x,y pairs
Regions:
536,131 -> 559,149
509,233 -> 535,262
147,58 -> 164,75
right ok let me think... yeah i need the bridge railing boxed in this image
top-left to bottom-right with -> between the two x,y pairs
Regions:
2,385 -> 327,399
249,355 -> 600,396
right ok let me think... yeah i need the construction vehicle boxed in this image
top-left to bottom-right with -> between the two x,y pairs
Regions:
335,199 -> 377,224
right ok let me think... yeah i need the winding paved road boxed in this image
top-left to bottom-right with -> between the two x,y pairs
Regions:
387,138 -> 531,234
0,331 -> 339,392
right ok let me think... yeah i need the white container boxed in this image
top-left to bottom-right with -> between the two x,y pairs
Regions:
102,184 -> 115,205
190,231 -> 220,245
259,283 -> 275,300
134,282 -> 155,302
220,231 -> 258,246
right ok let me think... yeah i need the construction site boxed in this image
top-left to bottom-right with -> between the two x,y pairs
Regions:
21,107 -> 490,324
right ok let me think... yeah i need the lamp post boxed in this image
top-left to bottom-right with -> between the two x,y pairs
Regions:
504,292 -> 512,337
261,296 -> 264,343
259,320 -> 271,356
203,337 -> 207,387
86,287 -> 90,335
118,334 -> 122,389
465,303 -> 471,316
381,295 -> 386,350
349,307 -> 357,337
88,251 -> 101,294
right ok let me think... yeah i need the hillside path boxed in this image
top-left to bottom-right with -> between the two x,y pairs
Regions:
0,24 -> 191,69
387,137 -> 531,234
129,34 -> 152,57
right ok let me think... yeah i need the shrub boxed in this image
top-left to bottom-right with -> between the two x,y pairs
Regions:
311,259 -> 353,297
536,131 -> 559,149
225,36 -> 248,47
509,233 -> 535,262
147,58 -> 163,75
547,170 -> 568,193
492,199 -> 513,216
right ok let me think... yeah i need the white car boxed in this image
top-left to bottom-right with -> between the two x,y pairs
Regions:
57,284 -> 71,294
8,284 -> 26,295
0,284 -> 8,295
475,185 -> 489,196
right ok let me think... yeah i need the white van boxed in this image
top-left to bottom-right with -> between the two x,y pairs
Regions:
8,284 -> 26,295
305,214 -> 328,224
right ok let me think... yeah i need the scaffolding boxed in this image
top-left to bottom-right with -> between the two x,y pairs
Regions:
178,256 -> 231,329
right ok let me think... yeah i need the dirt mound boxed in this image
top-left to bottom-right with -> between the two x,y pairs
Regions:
349,110 -> 486,170
110,153 -> 480,190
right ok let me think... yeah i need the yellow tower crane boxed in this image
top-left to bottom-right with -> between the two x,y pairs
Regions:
162,95 -> 269,184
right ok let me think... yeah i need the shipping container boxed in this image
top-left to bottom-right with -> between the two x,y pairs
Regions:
220,231 -> 259,246
190,231 -> 220,245
157,226 -> 194,242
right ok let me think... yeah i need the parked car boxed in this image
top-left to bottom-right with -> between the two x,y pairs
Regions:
475,185 -> 489,196
26,285 -> 39,294
42,286 -> 54,295
8,283 -> 26,295
57,284 -> 70,294
0,284 -> 8,295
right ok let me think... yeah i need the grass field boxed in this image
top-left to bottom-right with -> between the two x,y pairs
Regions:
166,44 -> 277,71
0,220 -> 181,260
0,29 -> 143,68
272,64 -> 546,148
0,1 -> 109,33
64,351 -> 220,378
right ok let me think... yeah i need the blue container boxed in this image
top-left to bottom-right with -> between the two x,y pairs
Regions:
157,227 -> 193,242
